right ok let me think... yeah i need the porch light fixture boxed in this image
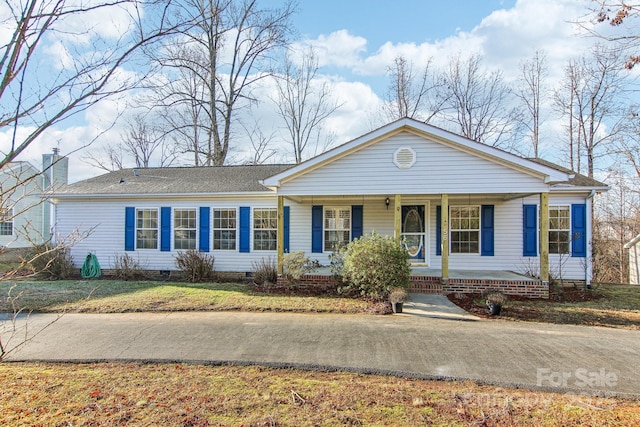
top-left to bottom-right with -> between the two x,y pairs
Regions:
385,197 -> 390,210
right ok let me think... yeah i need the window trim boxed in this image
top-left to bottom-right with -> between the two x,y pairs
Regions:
449,205 -> 481,254
323,206 -> 351,252
0,207 -> 13,236
548,204 -> 571,255
212,207 -> 238,251
136,208 -> 159,250
173,207 -> 197,250
252,207 -> 278,251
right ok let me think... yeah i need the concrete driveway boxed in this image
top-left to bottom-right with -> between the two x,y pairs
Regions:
2,311 -> 639,398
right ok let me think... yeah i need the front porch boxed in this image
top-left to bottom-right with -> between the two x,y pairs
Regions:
287,268 -> 547,298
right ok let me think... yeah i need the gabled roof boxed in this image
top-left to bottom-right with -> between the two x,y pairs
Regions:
56,165 -> 292,197
624,234 -> 640,249
528,158 -> 608,189
261,118 -> 576,188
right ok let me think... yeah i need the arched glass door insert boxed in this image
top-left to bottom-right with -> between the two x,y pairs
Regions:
401,205 -> 425,263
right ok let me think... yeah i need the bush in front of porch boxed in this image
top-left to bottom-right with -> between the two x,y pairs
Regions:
338,232 -> 410,300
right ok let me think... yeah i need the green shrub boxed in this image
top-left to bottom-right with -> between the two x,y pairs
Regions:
29,243 -> 75,280
112,253 -> 148,281
175,250 -> 215,282
282,251 -> 319,286
340,232 -> 410,300
252,257 -> 278,285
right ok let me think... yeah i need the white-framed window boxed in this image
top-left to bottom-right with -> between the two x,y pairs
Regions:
174,208 -> 197,250
136,208 -> 158,249
549,205 -> 570,254
0,208 -> 13,236
253,208 -> 277,251
324,207 -> 351,251
213,208 -> 236,250
450,205 -> 480,254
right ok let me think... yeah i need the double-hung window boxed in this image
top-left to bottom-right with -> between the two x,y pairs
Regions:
549,206 -> 570,254
450,206 -> 480,254
253,208 -> 277,251
174,208 -> 197,250
0,208 -> 13,236
136,208 -> 158,249
324,207 -> 350,251
213,208 -> 237,250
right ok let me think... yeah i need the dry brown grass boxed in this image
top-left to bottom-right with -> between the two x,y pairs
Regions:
1,362 -> 638,426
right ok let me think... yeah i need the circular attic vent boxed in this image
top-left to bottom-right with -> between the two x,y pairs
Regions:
393,147 -> 416,169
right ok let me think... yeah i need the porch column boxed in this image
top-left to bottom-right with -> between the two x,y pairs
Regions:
441,193 -> 449,280
539,192 -> 549,283
394,194 -> 402,241
277,195 -> 284,275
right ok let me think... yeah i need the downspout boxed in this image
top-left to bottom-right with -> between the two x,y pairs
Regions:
585,190 -> 596,289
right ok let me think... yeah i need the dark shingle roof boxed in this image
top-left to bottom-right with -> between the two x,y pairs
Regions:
58,165 -> 293,196
527,158 -> 608,188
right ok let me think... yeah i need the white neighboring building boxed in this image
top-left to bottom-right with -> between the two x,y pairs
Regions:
624,234 -> 640,285
0,149 -> 68,248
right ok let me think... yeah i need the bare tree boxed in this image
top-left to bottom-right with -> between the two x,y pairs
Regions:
240,119 -> 277,165
83,113 -> 178,171
554,46 -> 628,177
382,55 -> 445,123
616,108 -> 640,179
273,48 -> 341,164
438,54 -> 519,148
153,0 -> 294,166
588,1 -> 640,69
515,50 -> 548,158
1,0 -> 181,169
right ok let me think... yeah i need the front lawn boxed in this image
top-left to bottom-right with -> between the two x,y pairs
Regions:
0,280 -> 374,314
449,284 -> 640,330
1,362 -> 638,426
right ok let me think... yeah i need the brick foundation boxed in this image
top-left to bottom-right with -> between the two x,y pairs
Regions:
278,274 -> 549,298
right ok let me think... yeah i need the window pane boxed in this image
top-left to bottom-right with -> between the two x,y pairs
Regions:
136,209 -> 158,249
253,209 -> 277,251
213,209 -> 237,251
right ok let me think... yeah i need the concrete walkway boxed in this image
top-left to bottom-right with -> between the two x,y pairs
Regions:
3,310 -> 639,398
403,293 -> 480,321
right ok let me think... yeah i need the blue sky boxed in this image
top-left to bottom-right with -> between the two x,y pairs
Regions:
5,0 -> 629,181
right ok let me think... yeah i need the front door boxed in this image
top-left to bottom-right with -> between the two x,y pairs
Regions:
402,205 -> 426,264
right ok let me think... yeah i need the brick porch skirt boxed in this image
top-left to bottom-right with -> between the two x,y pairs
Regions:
278,274 -> 549,299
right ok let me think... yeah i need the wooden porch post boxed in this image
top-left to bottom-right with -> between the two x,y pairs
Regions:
277,195 -> 284,275
441,193 -> 449,280
539,192 -> 549,283
394,194 -> 402,241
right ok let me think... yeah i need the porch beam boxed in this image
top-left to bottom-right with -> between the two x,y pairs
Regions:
441,193 -> 449,280
277,195 -> 284,275
394,194 -> 402,241
539,192 -> 549,283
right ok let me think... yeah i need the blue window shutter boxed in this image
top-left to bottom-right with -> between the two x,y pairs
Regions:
523,204 -> 537,257
199,207 -> 210,252
572,203 -> 587,257
312,205 -> 323,253
481,205 -> 494,256
351,205 -> 363,240
284,206 -> 290,253
239,207 -> 250,253
436,205 -> 441,256
125,207 -> 135,251
160,207 -> 171,251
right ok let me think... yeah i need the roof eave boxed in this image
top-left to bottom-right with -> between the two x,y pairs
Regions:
53,190 -> 277,200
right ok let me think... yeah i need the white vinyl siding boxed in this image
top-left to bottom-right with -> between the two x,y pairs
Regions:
174,208 -> 196,250
276,132 -> 548,196
136,208 -> 158,249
